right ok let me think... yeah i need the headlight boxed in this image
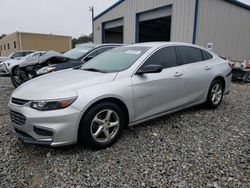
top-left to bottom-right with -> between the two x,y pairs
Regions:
30,97 -> 77,111
36,66 -> 56,75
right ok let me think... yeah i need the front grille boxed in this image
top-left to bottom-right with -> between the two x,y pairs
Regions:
11,97 -> 30,105
10,111 -> 26,125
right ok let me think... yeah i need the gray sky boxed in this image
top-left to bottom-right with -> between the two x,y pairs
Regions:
0,0 -> 118,38
0,0 -> 249,38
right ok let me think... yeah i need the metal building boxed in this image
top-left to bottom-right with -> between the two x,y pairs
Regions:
93,0 -> 250,61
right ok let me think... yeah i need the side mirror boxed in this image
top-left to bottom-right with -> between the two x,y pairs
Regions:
136,64 -> 163,75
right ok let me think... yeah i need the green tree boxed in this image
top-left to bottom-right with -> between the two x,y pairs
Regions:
72,33 -> 93,48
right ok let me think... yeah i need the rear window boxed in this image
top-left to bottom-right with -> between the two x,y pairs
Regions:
177,46 -> 203,65
202,50 -> 213,60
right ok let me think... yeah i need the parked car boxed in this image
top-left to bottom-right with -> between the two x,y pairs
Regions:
11,51 -> 61,87
0,50 -> 35,76
13,44 -> 121,87
36,43 -> 121,75
9,42 -> 232,149
0,50 -> 35,62
2,51 -> 44,77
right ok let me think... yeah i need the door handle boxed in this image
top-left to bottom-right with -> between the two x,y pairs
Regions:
173,72 -> 183,77
205,66 -> 212,70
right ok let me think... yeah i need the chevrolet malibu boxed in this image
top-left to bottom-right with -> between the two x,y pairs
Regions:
9,42 -> 232,149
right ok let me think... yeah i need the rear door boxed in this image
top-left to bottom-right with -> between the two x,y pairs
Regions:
176,46 -> 214,105
132,46 -> 184,121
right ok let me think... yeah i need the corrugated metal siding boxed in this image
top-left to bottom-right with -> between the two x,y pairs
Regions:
196,0 -> 250,61
94,0 -> 196,44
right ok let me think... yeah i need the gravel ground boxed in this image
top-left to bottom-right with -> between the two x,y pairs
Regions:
0,77 -> 249,188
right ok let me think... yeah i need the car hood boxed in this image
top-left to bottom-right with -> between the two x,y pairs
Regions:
2,59 -> 20,65
11,69 -> 117,100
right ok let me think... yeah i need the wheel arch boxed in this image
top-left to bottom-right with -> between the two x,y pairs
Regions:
212,75 -> 226,90
11,65 -> 19,75
77,97 -> 130,141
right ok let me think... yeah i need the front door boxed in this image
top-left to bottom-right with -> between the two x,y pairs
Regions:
132,46 -> 184,122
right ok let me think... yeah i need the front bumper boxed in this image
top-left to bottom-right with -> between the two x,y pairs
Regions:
9,102 -> 82,147
0,63 -> 10,76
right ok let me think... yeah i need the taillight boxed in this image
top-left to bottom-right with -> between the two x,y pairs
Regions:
246,60 -> 250,69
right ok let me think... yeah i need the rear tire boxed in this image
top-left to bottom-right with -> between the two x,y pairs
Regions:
78,102 -> 125,149
206,79 -> 224,109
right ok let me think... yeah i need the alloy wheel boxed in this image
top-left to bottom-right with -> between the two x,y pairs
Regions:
211,83 -> 223,105
90,109 -> 120,144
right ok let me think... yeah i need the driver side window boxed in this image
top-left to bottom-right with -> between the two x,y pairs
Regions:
143,47 -> 178,69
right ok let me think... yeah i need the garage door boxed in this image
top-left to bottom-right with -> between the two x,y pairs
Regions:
136,6 -> 172,43
103,18 -> 124,43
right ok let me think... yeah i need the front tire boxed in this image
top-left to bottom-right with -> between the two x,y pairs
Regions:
78,102 -> 125,149
10,67 -> 22,88
206,79 -> 224,108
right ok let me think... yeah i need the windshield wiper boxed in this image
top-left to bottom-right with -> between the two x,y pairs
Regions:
82,68 -> 107,73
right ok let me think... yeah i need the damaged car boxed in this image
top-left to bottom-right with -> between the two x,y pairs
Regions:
12,44 -> 121,87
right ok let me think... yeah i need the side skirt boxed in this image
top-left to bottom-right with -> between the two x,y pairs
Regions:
128,100 -> 204,127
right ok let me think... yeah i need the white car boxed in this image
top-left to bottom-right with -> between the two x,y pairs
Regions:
0,51 -> 44,76
9,42 -> 232,149
0,50 -> 35,63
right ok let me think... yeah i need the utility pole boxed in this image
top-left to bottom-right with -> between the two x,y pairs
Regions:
89,6 -> 94,42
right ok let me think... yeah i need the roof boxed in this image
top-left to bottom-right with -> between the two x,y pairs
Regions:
76,43 -> 122,48
93,0 -> 250,21
226,0 -> 250,10
18,32 -> 71,38
124,42 -> 208,49
93,0 -> 125,21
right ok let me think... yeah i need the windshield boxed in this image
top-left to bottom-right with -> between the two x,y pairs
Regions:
63,46 -> 94,60
80,46 -> 150,73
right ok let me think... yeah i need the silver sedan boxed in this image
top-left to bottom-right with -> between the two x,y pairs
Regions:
9,42 -> 232,149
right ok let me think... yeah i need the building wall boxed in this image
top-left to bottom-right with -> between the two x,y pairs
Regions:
196,0 -> 250,61
0,32 -> 72,56
94,0 -> 196,44
20,33 -> 72,53
0,33 -> 19,56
